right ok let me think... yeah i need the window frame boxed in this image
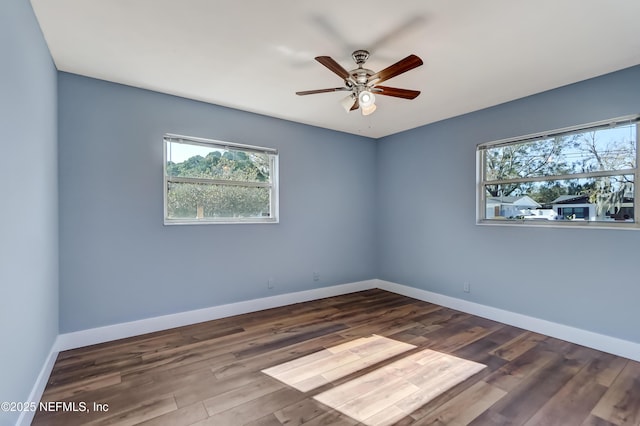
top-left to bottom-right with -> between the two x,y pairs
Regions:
476,115 -> 640,230
163,134 -> 279,225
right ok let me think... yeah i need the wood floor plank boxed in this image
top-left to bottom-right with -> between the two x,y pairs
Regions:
173,370 -> 260,408
489,331 -> 547,361
590,360 -> 640,425
472,351 -> 587,425
411,380 -> 506,426
233,322 -> 349,359
262,346 -> 335,376
523,360 -> 609,426
299,410 -> 360,426
586,353 -> 628,388
198,387 -> 305,425
483,344 -> 559,392
212,333 -> 348,380
244,413 -> 286,426
32,290 -> 640,426
135,401 -> 208,426
274,398 -> 331,425
337,304 -> 441,340
85,394 -> 177,426
42,371 -> 122,401
581,414 -> 620,426
202,375 -> 284,416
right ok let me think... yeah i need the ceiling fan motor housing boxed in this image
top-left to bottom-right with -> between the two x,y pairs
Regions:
351,68 -> 375,87
349,50 -> 375,88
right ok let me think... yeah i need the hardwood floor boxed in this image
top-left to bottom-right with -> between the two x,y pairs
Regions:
33,289 -> 640,425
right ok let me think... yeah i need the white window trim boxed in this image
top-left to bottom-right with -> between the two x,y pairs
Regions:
163,134 -> 279,225
476,115 -> 640,230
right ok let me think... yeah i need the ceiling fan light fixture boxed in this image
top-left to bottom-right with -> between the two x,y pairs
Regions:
361,103 -> 377,116
358,90 -> 375,107
296,50 -> 422,118
340,94 -> 356,113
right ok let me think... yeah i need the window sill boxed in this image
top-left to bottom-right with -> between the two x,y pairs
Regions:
164,218 -> 279,225
476,219 -> 640,231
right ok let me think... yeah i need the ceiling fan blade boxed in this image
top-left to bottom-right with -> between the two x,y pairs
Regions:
296,87 -> 349,96
350,98 -> 360,111
369,54 -> 423,85
315,56 -> 351,80
374,86 -> 421,99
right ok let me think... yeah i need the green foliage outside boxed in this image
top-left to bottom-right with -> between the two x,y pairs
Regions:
166,149 -> 272,219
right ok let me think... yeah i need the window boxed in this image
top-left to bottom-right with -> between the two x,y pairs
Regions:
477,115 -> 639,228
557,207 -> 589,219
164,134 -> 278,224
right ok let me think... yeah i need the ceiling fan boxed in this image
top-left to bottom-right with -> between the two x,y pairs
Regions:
296,49 -> 423,116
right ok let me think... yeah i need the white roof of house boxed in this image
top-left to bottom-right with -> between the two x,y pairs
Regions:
487,195 -> 541,208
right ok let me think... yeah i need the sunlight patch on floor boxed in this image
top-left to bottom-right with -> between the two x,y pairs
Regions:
262,335 -> 486,426
313,348 -> 486,426
262,334 -> 416,392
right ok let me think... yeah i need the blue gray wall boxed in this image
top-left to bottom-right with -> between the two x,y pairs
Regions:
377,65 -> 640,344
57,65 -> 640,342
0,1 -> 59,425
58,73 -> 377,332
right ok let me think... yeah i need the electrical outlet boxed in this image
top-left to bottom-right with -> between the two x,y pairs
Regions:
313,272 -> 320,282
463,281 -> 470,293
267,278 -> 275,289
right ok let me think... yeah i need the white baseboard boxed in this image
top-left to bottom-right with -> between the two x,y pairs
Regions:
55,278 -> 640,362
28,277 -> 639,423
56,280 -> 376,351
374,279 -> 640,362
16,337 -> 59,426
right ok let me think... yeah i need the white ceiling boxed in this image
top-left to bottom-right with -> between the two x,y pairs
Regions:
31,0 -> 640,139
